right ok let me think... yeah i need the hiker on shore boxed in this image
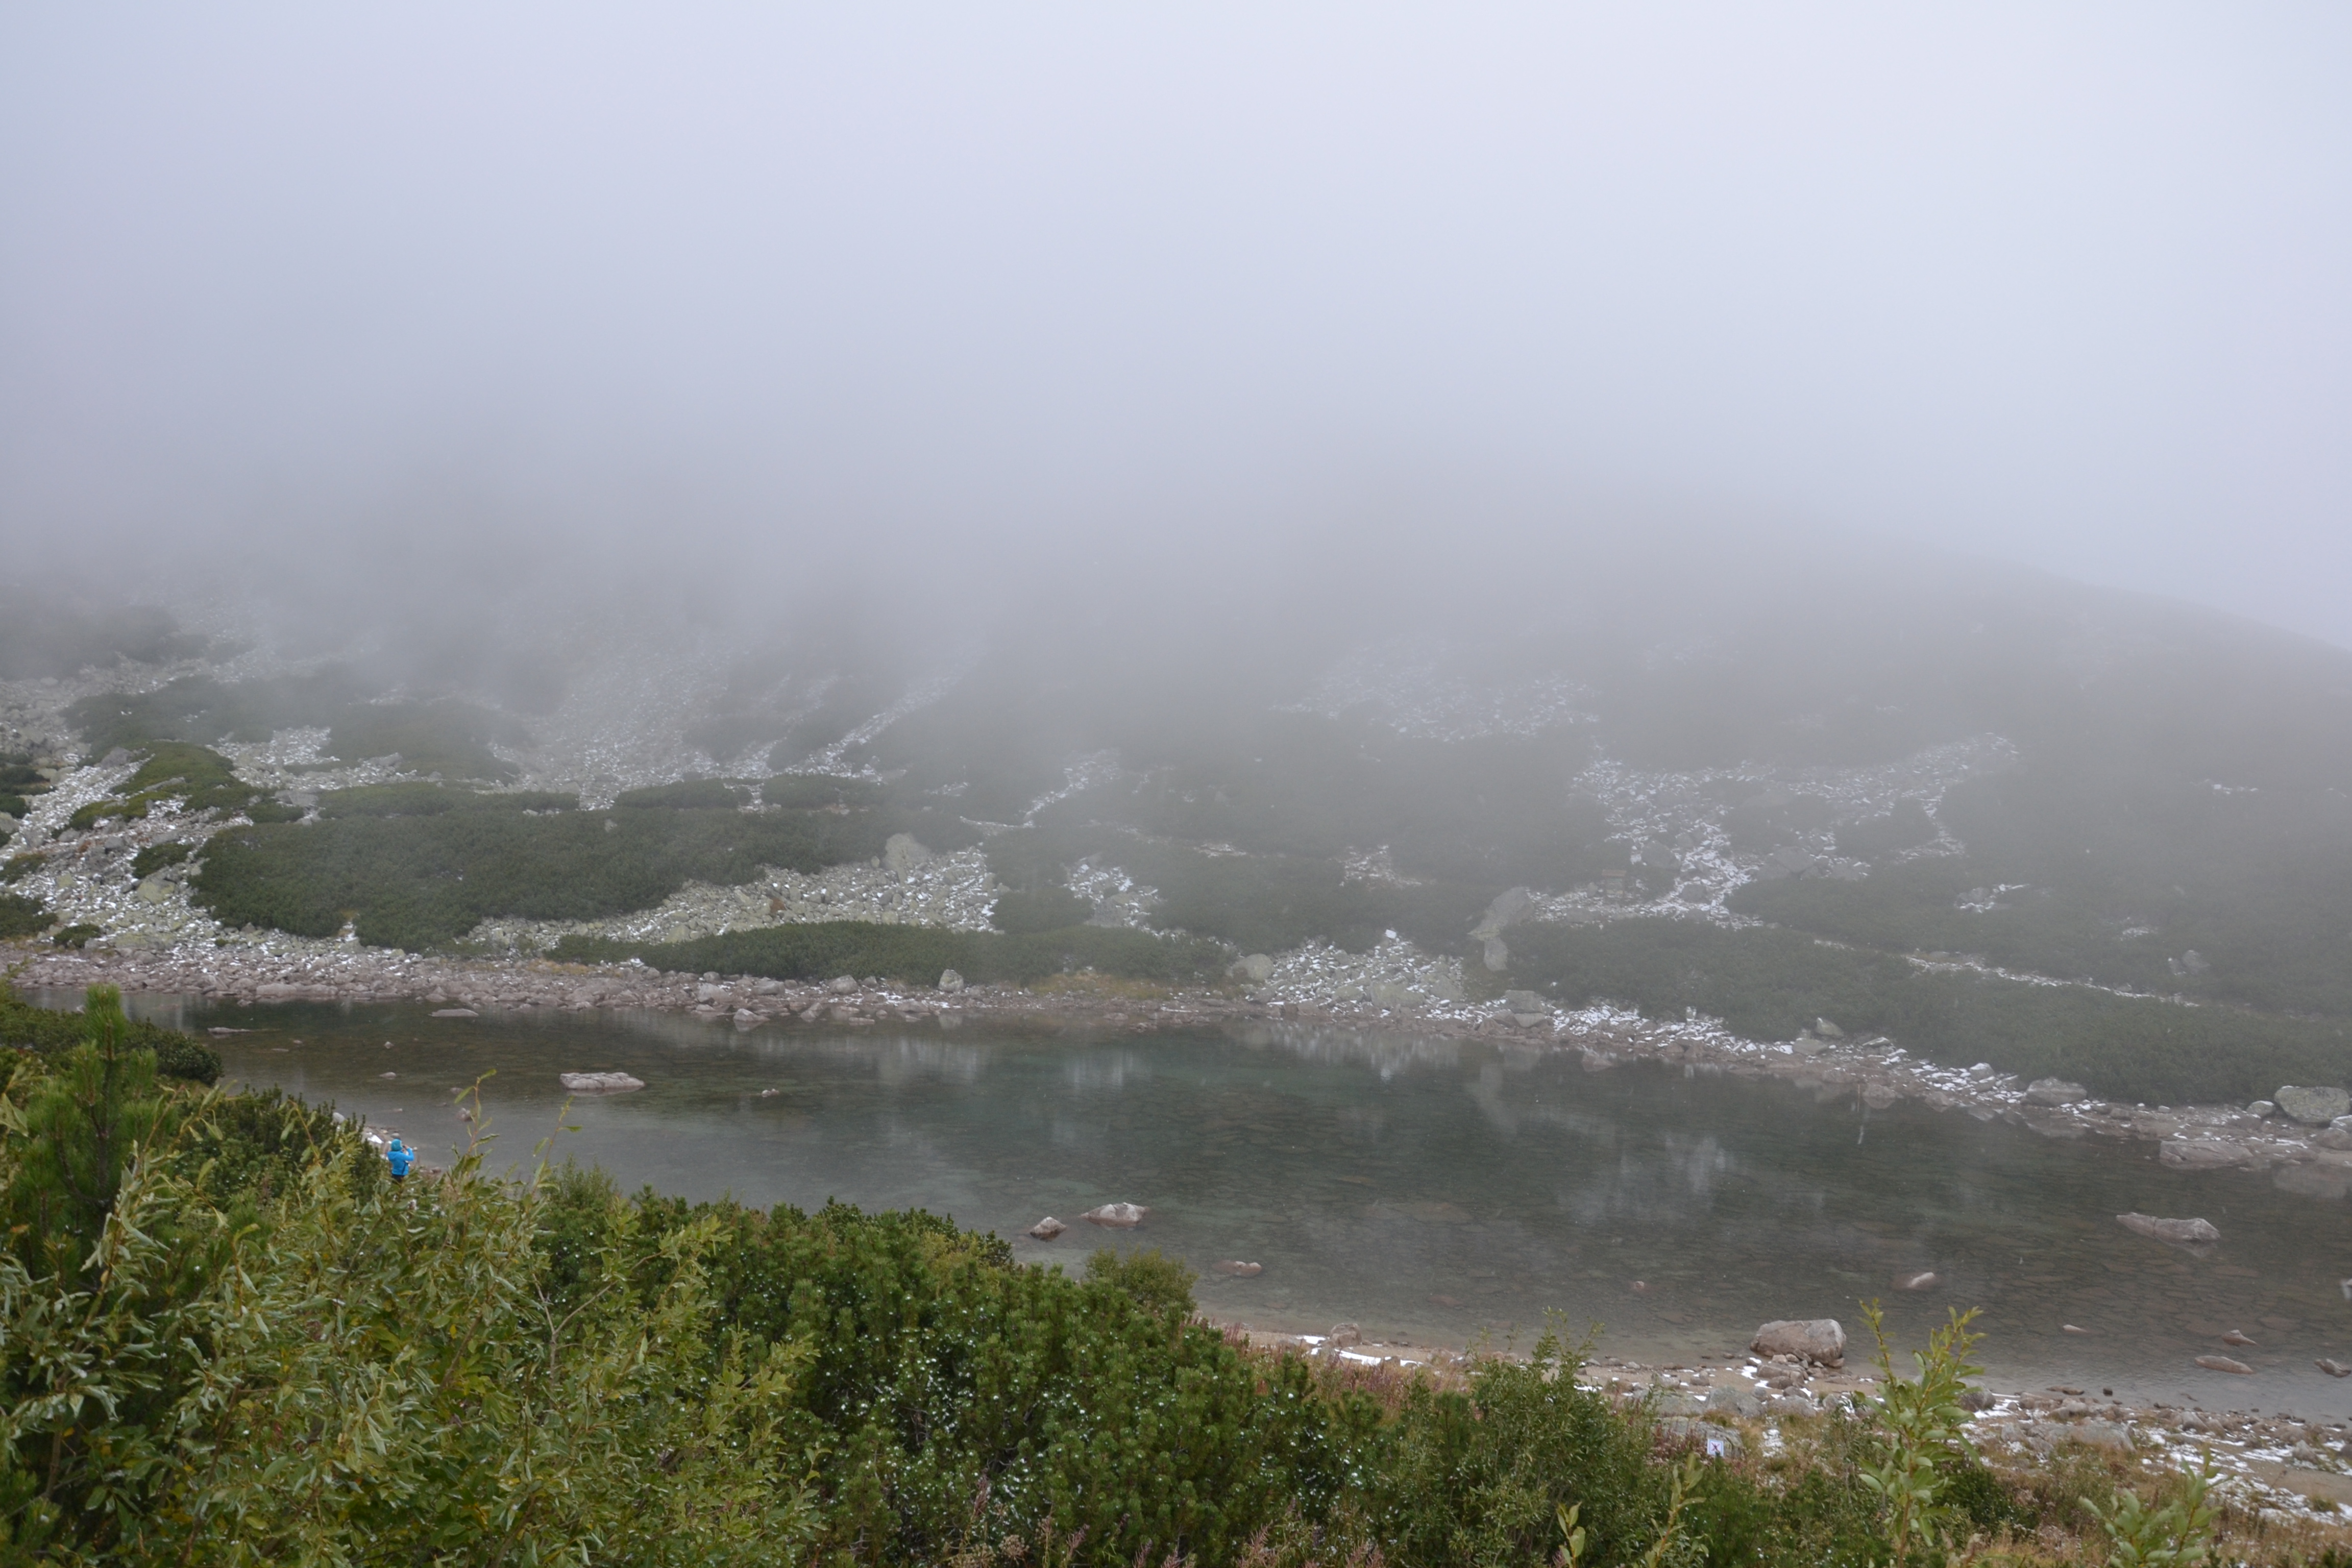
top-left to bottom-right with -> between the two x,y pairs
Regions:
386,1136 -> 413,1183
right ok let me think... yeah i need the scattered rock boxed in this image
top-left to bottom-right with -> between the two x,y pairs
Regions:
1813,1017 -> 1845,1039
559,1071 -> 646,1093
1082,1202 -> 1147,1228
1751,1319 -> 1846,1367
2221,1330 -> 2258,1347
2195,1355 -> 2255,1376
2247,1100 -> 2277,1118
1656,1417 -> 1745,1455
2066,1419 -> 2137,1451
1894,1271 -> 1940,1291
2064,1324 -> 2090,1334
2319,1116 -> 2352,1150
2026,1077 -> 2089,1106
828,975 -> 859,994
2275,1085 -> 2351,1126
2118,1213 -> 2221,1244
1327,1322 -> 1362,1349
1026,1216 -> 1066,1240
1212,1260 -> 1263,1277
1502,990 -> 1546,1014
881,833 -> 934,875
1481,936 -> 1509,972
937,968 -> 964,993
2317,1359 -> 2352,1378
2159,1139 -> 2248,1170
1236,953 -> 1274,984
1469,887 -> 1535,941
378,1070 -> 396,1079
430,1007 -> 478,1018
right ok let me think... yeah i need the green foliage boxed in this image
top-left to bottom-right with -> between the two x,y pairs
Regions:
2081,1463 -> 2218,1568
0,796 -> 27,822
128,840 -> 191,878
326,697 -> 525,780
1854,1302 -> 1984,1565
992,884 -> 1093,934
0,980 -> 220,1084
555,918 -> 1228,988
67,742 -> 267,829
764,773 -> 885,811
0,895 -> 46,939
3,987 -> 167,1275
617,777 -> 749,810
316,780 -> 578,817
0,854 -> 43,886
1082,1246 -> 1197,1317
49,924 -> 100,950
1499,918 -> 2352,1105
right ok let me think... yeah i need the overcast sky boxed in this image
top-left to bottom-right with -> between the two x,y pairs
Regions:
4,5 -> 2348,647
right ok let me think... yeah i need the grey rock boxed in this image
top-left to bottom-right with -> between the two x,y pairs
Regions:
1502,989 -> 1546,1014
1081,1202 -> 1147,1228
2117,1212 -> 2221,1244
1326,1321 -> 1362,1349
1236,953 -> 1274,984
1469,887 -> 1536,941
1482,936 -> 1510,972
2317,1117 -> 2352,1150
696,983 -> 727,1003
101,748 -> 131,766
2276,1086 -> 2352,1125
881,833 -> 933,875
2194,1354 -> 2255,1375
1813,1017 -> 1845,1039
2247,1100 -> 2277,1118
135,877 -> 172,904
1026,1216 -> 1066,1240
1705,1385 -> 1766,1417
1653,1392 -> 1707,1416
559,1071 -> 645,1093
2180,949 -> 2211,975
1656,1417 -> 1744,1455
2160,1138 -> 2249,1170
2065,1420 -> 2137,1451
2026,1077 -> 2089,1106
1751,1319 -> 1846,1366
828,975 -> 859,994
431,1007 -> 479,1018
937,968 -> 965,993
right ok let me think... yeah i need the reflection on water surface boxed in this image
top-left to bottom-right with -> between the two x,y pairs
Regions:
71,991 -> 2352,1416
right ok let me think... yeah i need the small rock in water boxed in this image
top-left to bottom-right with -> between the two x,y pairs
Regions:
2221,1329 -> 2258,1347
2317,1359 -> 2352,1378
1751,1319 -> 1846,1367
1026,1216 -> 1067,1240
2117,1212 -> 2221,1245
1212,1260 -> 1263,1277
1629,1280 -> 1650,1293
379,1070 -> 397,1079
2064,1324 -> 2091,1335
1081,1202 -> 1147,1228
1895,1271 -> 1940,1291
2194,1355 -> 2255,1375
431,1008 -> 478,1018
558,1071 -> 646,1093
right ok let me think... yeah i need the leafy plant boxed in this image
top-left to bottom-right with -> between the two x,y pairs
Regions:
1854,1301 -> 1983,1567
2081,1463 -> 2219,1568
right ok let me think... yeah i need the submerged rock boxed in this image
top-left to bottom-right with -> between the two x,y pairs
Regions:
1026,1216 -> 1066,1240
2026,1077 -> 2089,1106
1751,1319 -> 1846,1367
2118,1212 -> 2221,1244
1082,1202 -> 1148,1228
2194,1355 -> 2254,1376
1212,1260 -> 1263,1277
2159,1139 -> 2248,1170
1894,1271 -> 1940,1291
430,1007 -> 478,1018
559,1071 -> 645,1093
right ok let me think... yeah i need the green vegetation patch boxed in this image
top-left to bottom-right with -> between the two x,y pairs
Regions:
553,918 -> 1228,987
193,785 -> 984,951
326,698 -> 525,781
0,894 -> 49,939
0,981 -> 219,1083
66,673 -> 526,782
762,773 -> 884,811
130,841 -> 194,879
67,742 -> 269,829
1501,920 -> 2352,1105
614,778 -> 745,811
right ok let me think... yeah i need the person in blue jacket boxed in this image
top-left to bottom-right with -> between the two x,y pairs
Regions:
386,1136 -> 414,1183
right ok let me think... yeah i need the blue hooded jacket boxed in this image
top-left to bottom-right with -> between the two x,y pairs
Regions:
386,1138 -> 413,1178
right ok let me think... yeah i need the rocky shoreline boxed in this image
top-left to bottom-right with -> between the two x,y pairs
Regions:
9,935 -> 2351,1194
1227,1320 -> 2352,1530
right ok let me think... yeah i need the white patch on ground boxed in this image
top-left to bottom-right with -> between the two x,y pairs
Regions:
463,845 -> 999,953
1260,935 -> 1468,1011
1065,855 -> 1161,928
1024,750 -> 1124,821
1285,639 -> 1600,741
1339,845 -> 1425,887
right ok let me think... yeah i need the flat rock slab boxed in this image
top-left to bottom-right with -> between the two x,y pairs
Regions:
431,1008 -> 478,1018
559,1071 -> 645,1093
1082,1202 -> 1148,1228
2277,1086 -> 2352,1125
2118,1212 -> 2221,1244
2158,1139 -> 2248,1170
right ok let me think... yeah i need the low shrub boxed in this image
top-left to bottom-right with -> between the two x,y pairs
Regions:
0,981 -> 220,1084
0,895 -> 46,939
616,779 -> 746,811
129,841 -> 192,878
67,742 -> 265,829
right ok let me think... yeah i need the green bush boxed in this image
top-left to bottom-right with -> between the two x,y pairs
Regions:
554,919 -> 1228,988
0,982 -> 219,1084
129,841 -> 192,878
616,778 -> 746,810
66,742 -> 266,829
763,773 -> 884,810
317,781 -> 578,817
0,895 -> 46,939
48,924 -> 100,950
991,884 -> 1093,934
326,698 -> 524,780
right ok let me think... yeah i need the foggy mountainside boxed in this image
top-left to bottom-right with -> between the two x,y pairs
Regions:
6,542 -> 2349,1107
